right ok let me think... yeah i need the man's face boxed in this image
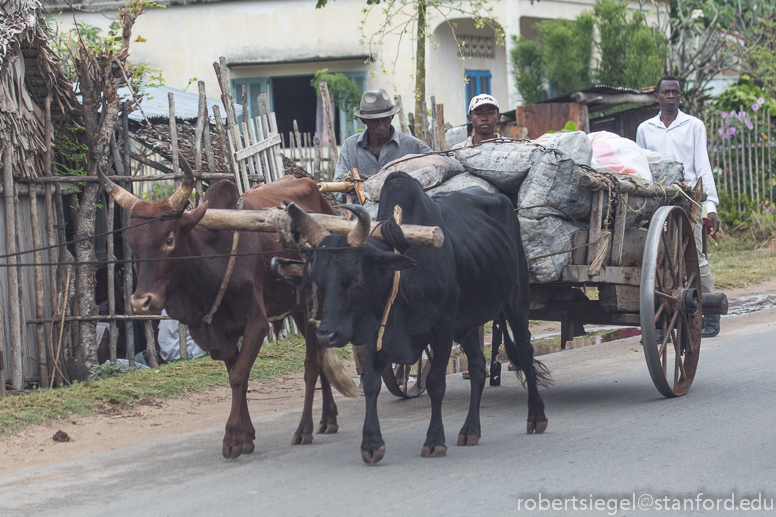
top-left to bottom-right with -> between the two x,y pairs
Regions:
361,115 -> 394,141
467,104 -> 499,136
655,80 -> 682,113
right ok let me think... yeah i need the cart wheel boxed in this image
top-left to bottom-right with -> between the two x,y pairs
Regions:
640,206 -> 702,397
382,346 -> 433,398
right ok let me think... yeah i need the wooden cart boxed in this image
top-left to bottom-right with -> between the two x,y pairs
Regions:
379,172 -> 728,399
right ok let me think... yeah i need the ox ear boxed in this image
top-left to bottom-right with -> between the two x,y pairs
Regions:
270,256 -> 307,284
367,249 -> 417,271
179,201 -> 209,235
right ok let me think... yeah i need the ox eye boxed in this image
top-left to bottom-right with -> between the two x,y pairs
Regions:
166,237 -> 174,246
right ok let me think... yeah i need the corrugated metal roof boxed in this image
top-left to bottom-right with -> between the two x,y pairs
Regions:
116,83 -> 243,122
541,84 -> 650,103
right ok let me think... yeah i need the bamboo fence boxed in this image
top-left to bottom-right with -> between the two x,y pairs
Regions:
706,105 -> 774,215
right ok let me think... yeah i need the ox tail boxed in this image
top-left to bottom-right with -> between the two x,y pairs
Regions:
322,348 -> 361,398
500,313 -> 553,389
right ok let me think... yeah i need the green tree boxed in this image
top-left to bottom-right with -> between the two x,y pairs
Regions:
537,12 -> 594,96
593,0 -> 665,89
510,36 -> 547,104
315,0 -> 502,136
593,0 -> 629,86
311,69 -> 364,120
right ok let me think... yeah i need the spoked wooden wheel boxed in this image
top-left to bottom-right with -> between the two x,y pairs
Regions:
382,346 -> 433,398
640,206 -> 702,397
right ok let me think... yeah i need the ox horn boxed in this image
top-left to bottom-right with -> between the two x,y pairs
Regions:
341,204 -> 371,248
97,165 -> 140,214
286,202 -> 330,247
168,155 -> 195,212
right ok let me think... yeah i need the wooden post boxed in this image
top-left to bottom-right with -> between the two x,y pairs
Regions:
106,197 -> 118,362
195,81 -> 208,201
121,105 -> 135,365
241,84 -> 249,124
201,86 -> 216,177
320,82 -> 338,173
3,141 -> 22,389
761,108 -> 766,205
0,351 -> 5,398
168,93 -> 179,176
430,96 -> 439,151
407,112 -> 416,137
213,106 -> 233,175
313,135 -> 322,182
143,321 -> 157,368
749,127 -> 756,205
29,184 -> 49,386
293,120 -> 303,167
738,116 -> 744,212
421,100 -> 430,146
437,104 -> 447,152
178,322 -> 188,361
721,119 -> 728,194
769,108 -> 773,205
586,190 -> 605,265
44,95 -> 57,380
395,95 -> 408,134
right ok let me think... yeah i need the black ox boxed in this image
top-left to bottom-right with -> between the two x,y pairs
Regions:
98,160 -> 357,459
285,171 -> 550,464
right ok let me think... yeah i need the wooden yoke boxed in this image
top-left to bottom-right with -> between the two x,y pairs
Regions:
199,209 -> 444,248
350,168 -> 367,205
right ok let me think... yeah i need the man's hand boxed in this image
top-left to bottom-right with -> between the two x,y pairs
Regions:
707,212 -> 720,235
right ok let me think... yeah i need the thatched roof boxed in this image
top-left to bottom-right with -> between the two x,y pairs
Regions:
1,0 -> 80,178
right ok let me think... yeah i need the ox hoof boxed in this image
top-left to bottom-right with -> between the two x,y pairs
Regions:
527,419 -> 548,434
242,441 -> 255,454
222,443 -> 244,459
292,433 -> 314,445
457,434 -> 479,446
421,444 -> 447,458
317,423 -> 339,434
361,446 -> 385,465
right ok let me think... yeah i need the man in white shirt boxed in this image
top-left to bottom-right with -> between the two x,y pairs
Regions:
636,75 -> 721,337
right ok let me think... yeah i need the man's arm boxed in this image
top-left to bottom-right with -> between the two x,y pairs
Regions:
333,138 -> 352,182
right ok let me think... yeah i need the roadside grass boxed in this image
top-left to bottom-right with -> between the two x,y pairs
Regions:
707,229 -> 776,290
0,336 -> 353,439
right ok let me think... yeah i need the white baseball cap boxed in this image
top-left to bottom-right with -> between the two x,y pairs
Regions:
468,94 -> 500,113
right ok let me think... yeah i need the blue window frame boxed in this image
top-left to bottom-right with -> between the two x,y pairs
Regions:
464,69 -> 492,112
231,77 -> 271,122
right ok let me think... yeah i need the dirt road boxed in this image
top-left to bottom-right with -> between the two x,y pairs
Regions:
3,278 -> 774,474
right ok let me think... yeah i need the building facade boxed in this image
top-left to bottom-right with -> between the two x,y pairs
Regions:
49,0 -> 610,136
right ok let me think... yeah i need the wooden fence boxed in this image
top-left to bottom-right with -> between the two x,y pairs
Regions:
706,106 -> 774,213
1,60 -> 446,392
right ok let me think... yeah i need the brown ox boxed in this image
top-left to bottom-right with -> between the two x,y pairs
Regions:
98,161 -> 356,459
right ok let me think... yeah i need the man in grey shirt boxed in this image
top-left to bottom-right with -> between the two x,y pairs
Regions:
334,89 -> 432,184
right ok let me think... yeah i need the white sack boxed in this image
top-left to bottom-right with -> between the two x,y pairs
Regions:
588,131 -> 652,180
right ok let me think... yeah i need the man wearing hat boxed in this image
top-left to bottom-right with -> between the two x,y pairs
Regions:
334,88 -> 432,184
334,89 -> 431,387
452,94 -> 501,150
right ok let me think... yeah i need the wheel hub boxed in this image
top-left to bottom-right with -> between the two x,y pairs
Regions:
679,287 -> 700,314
